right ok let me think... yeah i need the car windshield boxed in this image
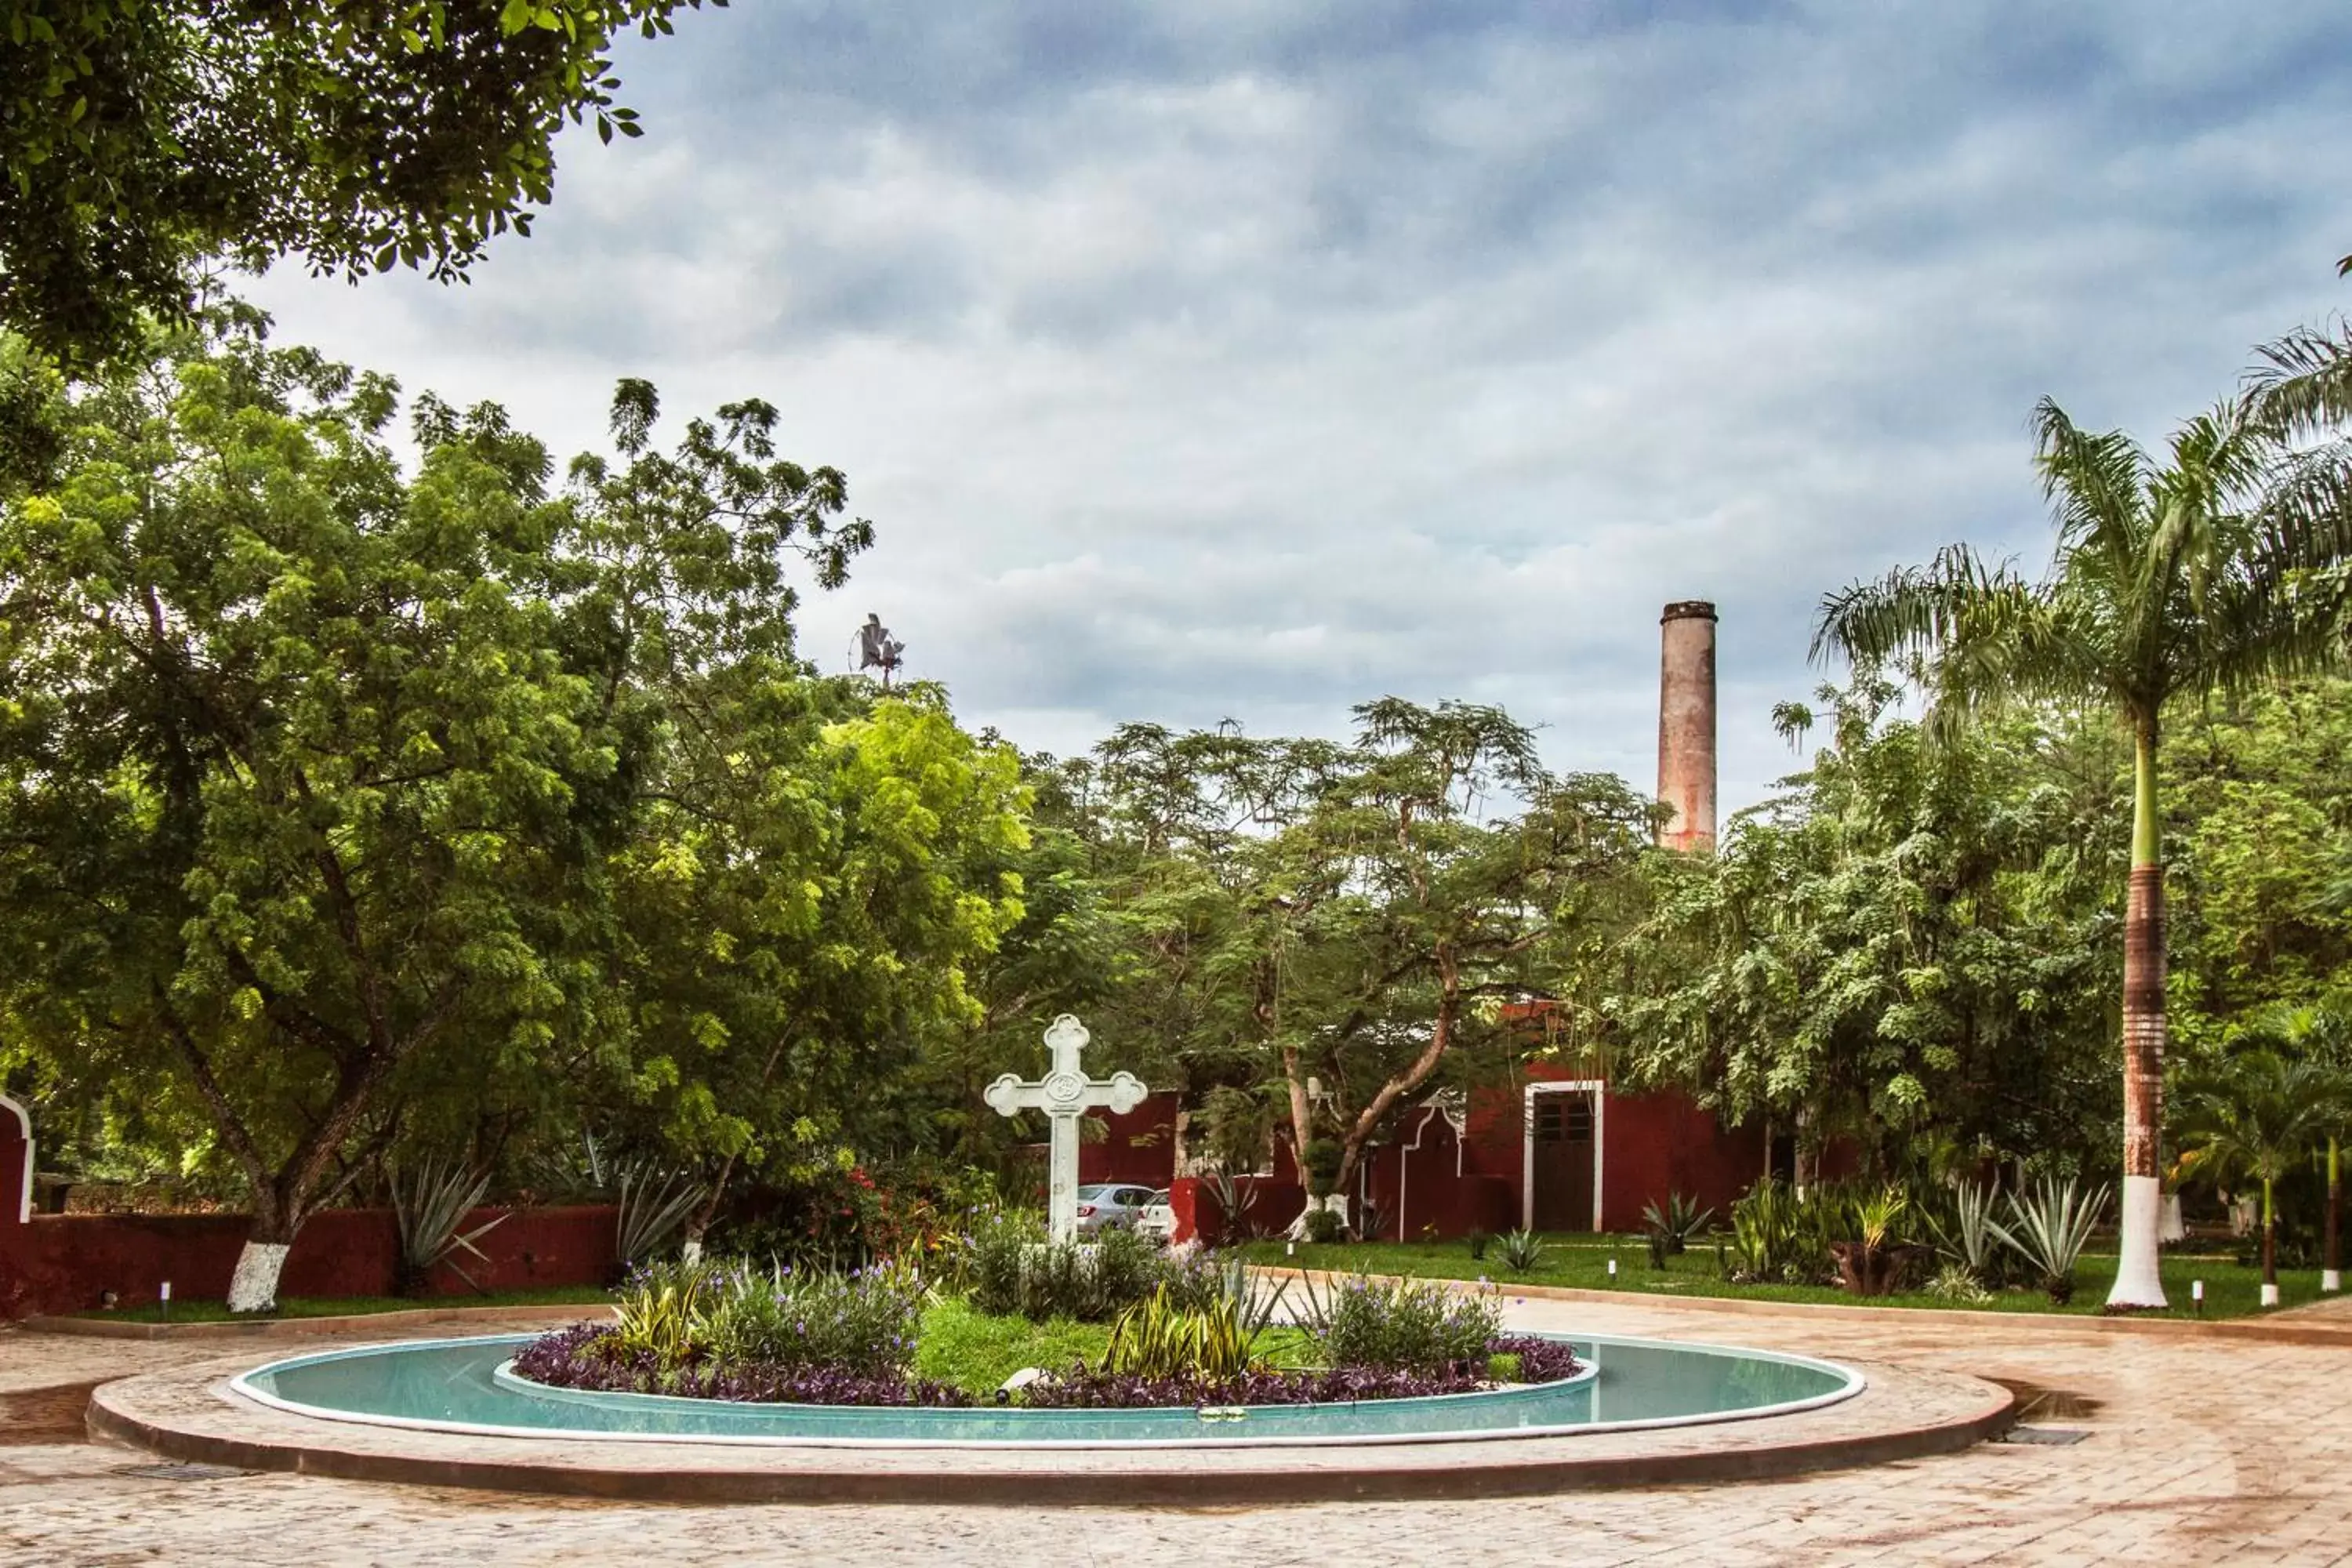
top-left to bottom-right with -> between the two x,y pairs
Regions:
1146,1191 -> 1168,1206
1076,1185 -> 1114,1200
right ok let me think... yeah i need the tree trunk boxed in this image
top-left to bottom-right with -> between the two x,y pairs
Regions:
2261,1176 -> 2279,1307
227,1189 -> 298,1315
2107,720 -> 2169,1310
2326,1138 -> 2342,1294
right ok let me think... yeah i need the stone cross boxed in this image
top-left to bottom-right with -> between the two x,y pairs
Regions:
984,1014 -> 1147,1243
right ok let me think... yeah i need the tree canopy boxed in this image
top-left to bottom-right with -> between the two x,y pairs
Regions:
2,0 -> 722,367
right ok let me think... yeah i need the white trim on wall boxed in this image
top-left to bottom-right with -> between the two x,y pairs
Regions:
1521,1080 -> 1605,1233
1396,1101 -> 1465,1242
0,1094 -> 31,1225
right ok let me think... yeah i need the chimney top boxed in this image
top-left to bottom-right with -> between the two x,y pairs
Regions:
1661,600 -> 1719,624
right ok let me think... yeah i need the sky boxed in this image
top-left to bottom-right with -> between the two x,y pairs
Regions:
245,1 -> 2352,815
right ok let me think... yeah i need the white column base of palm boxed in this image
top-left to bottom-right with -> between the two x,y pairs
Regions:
2261,1282 -> 2281,1307
2325,1269 -> 2342,1293
2105,1175 -> 2168,1309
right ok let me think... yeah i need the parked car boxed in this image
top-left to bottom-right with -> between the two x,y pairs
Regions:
1074,1182 -> 1159,1235
1134,1189 -> 1175,1244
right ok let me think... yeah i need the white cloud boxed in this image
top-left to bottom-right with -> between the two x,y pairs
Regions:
244,0 -> 2352,817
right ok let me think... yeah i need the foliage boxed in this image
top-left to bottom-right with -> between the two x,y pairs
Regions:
1810,379 -> 2352,1307
1303,1206 -> 1345,1244
1925,1261 -> 1996,1304
1926,1181 -> 2003,1285
387,1157 -> 506,1296
1305,1275 -> 1502,1374
1014,1363 -> 1494,1409
694,1261 -> 925,1381
1497,1228 -> 1546,1274
516,1321 -> 973,1407
2,2 -> 724,365
1101,1286 -> 1258,1381
1486,1334 -> 1583,1384
608,1257 -> 726,1366
2172,1049 -> 2346,1285
1847,1187 -> 1909,1251
1642,1192 -> 1715,1256
961,1210 -> 1174,1323
1610,679 -> 2121,1180
1465,1228 -> 1490,1261
1987,1178 -> 2111,1304
1301,1139 -> 1344,1198
614,1164 -> 703,1267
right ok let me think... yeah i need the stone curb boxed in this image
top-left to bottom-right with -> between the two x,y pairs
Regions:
84,1363 -> 2017,1505
1250,1265 -> 2352,1345
24,1302 -> 612,1341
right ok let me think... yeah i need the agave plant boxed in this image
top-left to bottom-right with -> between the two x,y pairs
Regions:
1497,1228 -> 1547,1274
388,1156 -> 507,1297
1926,1179 -> 2002,1284
1987,1178 -> 2111,1304
1642,1191 -> 1716,1254
614,1161 -> 706,1267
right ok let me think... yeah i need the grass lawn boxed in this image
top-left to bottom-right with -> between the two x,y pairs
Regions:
914,1298 -> 1112,1395
1238,1236 -> 2325,1321
76,1283 -> 616,1324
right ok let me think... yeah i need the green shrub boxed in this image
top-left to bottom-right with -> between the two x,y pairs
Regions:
1303,1205 -> 1345,1243
962,1210 -> 1176,1323
1302,1139 -> 1344,1198
1485,1351 -> 1523,1382
1309,1275 -> 1501,1373
1465,1228 -> 1490,1261
699,1261 -> 924,1380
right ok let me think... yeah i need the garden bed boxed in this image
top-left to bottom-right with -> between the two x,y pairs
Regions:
501,1250 -> 1582,1411
1238,1237 -> 2329,1319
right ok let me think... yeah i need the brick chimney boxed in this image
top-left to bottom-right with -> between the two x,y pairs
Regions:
1657,601 -> 1718,853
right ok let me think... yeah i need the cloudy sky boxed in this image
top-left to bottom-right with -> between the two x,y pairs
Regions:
247,1 -> 2352,814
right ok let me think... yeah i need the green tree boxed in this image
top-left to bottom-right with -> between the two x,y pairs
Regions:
1813,390 -> 2352,1306
2239,1001 -> 2352,1294
2174,1049 -> 2343,1301
2,0 -> 724,367
0,314 -> 866,1308
1608,681 -> 2120,1182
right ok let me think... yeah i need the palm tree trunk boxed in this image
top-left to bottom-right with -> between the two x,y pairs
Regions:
2107,720 -> 2170,1309
2261,1174 -> 2279,1307
2327,1137 -> 2342,1294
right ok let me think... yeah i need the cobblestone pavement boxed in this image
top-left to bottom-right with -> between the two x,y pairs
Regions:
5,1294 -> 2350,1567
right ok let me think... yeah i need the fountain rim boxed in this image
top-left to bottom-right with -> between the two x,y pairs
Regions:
227,1330 -> 1865,1451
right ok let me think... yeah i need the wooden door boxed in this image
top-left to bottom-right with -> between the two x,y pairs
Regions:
1530,1091 -> 1595,1232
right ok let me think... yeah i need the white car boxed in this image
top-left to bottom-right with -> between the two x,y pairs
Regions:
1134,1189 -> 1176,1244
1074,1182 -> 1158,1235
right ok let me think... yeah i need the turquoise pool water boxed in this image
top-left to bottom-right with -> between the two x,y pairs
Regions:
230,1333 -> 1860,1449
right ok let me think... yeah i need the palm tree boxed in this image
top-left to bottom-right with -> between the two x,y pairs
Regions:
1813,390 -> 2352,1308
2244,1001 -> 2352,1294
2174,1050 -> 2344,1305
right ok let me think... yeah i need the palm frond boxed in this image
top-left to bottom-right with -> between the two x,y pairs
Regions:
2249,322 -> 2352,440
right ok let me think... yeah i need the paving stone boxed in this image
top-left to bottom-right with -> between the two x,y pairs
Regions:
3,1298 -> 2350,1566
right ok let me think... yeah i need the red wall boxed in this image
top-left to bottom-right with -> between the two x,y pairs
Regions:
0,1102 -> 26,1228
0,1204 -> 619,1319
1170,1175 -> 1305,1246
1077,1091 -> 1181,1187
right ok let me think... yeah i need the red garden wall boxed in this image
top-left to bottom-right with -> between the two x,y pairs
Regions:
0,1204 -> 619,1319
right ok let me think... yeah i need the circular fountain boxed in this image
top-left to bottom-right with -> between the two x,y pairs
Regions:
227,1330 -> 1848,1448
